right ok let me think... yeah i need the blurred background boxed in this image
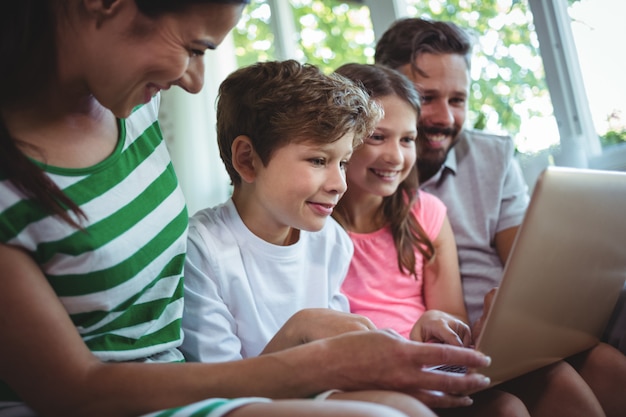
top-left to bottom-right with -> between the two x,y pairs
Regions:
159,0 -> 626,215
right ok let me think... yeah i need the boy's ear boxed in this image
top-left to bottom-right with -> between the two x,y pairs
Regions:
231,135 -> 258,183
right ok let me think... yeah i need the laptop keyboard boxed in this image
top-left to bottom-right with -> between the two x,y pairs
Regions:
431,364 -> 468,374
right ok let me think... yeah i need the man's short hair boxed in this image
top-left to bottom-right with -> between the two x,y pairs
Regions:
375,18 -> 474,74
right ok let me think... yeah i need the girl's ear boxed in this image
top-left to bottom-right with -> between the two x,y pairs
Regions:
231,135 -> 258,183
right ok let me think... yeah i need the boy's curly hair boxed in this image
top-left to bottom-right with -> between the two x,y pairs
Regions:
216,59 -> 382,185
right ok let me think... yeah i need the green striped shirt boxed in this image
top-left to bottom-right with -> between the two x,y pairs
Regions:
0,97 -> 268,416
0,97 -> 188,402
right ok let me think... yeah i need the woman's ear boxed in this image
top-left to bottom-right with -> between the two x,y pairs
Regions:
231,135 -> 258,184
83,0 -> 123,13
83,0 -> 125,25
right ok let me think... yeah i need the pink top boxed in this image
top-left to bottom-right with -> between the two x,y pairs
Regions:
341,190 -> 447,338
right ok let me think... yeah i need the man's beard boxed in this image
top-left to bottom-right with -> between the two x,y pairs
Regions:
416,125 -> 460,183
417,154 -> 446,184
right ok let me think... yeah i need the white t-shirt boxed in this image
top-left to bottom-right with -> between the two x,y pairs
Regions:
181,198 -> 353,362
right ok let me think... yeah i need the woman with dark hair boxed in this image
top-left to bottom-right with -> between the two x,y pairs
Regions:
0,2 -> 493,416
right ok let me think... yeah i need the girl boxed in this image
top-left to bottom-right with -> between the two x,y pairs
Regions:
333,63 -> 606,417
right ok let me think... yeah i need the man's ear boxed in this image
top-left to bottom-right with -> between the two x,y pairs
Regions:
232,135 -> 259,184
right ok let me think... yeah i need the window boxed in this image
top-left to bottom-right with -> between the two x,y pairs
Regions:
567,0 -> 626,169
162,0 -> 625,213
233,1 -> 561,155
232,0 -> 374,73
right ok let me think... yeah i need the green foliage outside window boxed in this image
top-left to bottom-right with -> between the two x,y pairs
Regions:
232,0 -> 543,144
600,129 -> 626,147
233,0 -> 373,71
232,1 -> 275,67
232,0 -> 618,151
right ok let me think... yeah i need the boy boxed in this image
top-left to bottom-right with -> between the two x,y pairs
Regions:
180,59 -> 381,363
180,60 -> 442,415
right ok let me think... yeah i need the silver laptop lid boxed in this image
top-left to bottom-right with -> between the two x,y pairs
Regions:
473,166 -> 626,388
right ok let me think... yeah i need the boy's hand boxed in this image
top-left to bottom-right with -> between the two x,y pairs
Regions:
262,308 -> 376,354
409,310 -> 472,347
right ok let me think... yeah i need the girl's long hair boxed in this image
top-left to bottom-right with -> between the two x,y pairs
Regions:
334,63 -> 435,278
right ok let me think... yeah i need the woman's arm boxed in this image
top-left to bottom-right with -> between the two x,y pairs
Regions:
0,243 -> 493,416
261,308 -> 376,355
0,243 -> 286,417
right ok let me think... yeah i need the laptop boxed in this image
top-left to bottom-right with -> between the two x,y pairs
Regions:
436,166 -> 626,392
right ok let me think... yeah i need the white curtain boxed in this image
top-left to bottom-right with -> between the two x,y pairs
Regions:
159,34 -> 237,216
